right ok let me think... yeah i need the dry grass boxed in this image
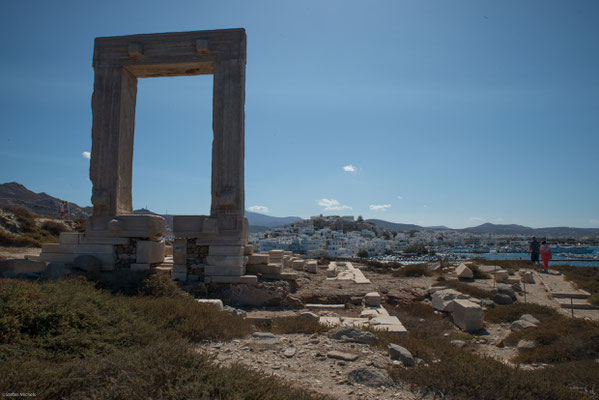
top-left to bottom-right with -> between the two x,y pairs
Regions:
554,265 -> 599,305
392,263 -> 431,277
0,206 -> 67,247
0,276 -> 329,400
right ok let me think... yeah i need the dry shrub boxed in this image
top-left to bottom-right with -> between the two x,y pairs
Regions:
393,263 -> 431,277
0,230 -> 41,247
485,303 -> 559,324
506,317 -> 599,364
390,341 -> 587,400
473,257 -> 531,271
40,220 -> 66,236
0,277 -> 329,400
0,338 -> 331,400
555,265 -> 599,305
470,264 -> 491,279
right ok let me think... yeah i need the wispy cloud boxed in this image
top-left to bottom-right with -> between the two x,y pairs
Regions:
343,165 -> 357,172
397,195 -> 403,200
369,204 -> 391,211
590,218 -> 599,225
317,198 -> 352,211
423,205 -> 428,208
470,217 -> 486,222
248,205 -> 269,213
82,151 -> 91,159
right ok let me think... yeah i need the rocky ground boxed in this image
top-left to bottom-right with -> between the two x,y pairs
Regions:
2,247 -> 598,399
0,246 -> 41,261
200,331 -> 425,400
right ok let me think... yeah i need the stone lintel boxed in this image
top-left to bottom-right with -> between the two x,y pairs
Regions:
93,29 -> 246,71
86,214 -> 165,238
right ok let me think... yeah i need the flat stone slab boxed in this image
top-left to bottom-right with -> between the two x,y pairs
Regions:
368,315 -> 407,334
327,351 -> 358,361
196,299 -> 224,311
552,291 -> 591,299
341,317 -> 369,328
205,275 -> 258,284
306,304 -> 345,310
556,298 -> 599,310
319,316 -> 341,327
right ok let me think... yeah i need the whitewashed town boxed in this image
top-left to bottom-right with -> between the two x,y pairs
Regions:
250,214 -> 599,262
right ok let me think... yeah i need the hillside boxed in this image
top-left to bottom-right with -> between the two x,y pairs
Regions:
244,210 -> 302,228
0,182 -> 91,219
366,219 -> 424,232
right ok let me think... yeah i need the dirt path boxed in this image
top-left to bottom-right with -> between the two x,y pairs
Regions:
0,246 -> 40,261
199,332 -> 426,400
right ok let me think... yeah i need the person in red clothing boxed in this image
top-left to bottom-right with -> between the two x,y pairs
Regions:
540,240 -> 552,272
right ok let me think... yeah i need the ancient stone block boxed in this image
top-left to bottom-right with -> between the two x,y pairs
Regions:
452,299 -> 483,332
204,265 -> 246,276
205,275 -> 258,284
196,299 -> 224,311
365,292 -> 381,307
86,215 -> 166,238
130,263 -> 150,271
59,232 -> 80,245
172,264 -> 188,274
0,259 -> 47,275
208,245 -> 245,256
248,254 -> 269,265
291,259 -> 305,271
206,256 -> 247,268
246,263 -> 283,275
456,263 -> 473,279
136,240 -> 165,264
171,272 -> 187,281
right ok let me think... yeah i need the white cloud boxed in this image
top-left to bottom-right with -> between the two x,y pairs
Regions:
470,217 -> 486,222
423,205 -> 428,208
317,198 -> 352,211
82,151 -> 91,159
369,204 -> 391,211
343,165 -> 357,172
248,205 -> 269,213
590,219 -> 599,225
397,195 -> 403,200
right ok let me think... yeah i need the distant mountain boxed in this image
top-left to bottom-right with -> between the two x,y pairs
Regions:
462,223 -> 534,235
462,223 -> 599,238
0,182 -> 91,219
426,225 -> 451,230
244,210 -> 302,228
366,219 -> 424,232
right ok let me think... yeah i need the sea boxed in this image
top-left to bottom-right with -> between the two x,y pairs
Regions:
446,246 -> 599,267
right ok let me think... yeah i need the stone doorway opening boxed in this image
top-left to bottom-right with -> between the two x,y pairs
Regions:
133,75 -> 213,215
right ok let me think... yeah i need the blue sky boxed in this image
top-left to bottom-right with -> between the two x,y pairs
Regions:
1,0 -> 598,229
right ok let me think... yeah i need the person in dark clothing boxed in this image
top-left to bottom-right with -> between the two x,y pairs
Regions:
529,236 -> 540,267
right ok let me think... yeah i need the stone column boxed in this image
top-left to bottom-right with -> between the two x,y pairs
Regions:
89,67 -> 138,216
211,58 -> 245,218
